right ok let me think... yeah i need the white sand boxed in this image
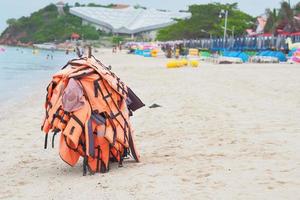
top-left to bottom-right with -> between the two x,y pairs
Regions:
0,49 -> 300,199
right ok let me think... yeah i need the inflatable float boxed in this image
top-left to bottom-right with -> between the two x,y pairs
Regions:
189,48 -> 199,56
286,37 -> 300,50
291,48 -> 300,63
166,59 -> 198,68
222,51 -> 249,62
250,51 -> 286,63
190,60 -> 199,67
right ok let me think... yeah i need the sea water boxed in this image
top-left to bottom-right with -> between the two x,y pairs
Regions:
0,46 -> 76,106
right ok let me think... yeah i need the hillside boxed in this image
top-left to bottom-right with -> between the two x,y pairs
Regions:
0,4 -> 100,45
157,3 -> 255,41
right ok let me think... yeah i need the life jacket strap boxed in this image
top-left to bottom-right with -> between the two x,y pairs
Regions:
72,70 -> 97,80
70,115 -> 84,130
50,108 -> 61,127
118,156 -> 123,168
93,81 -> 99,97
83,155 -> 88,176
91,111 -> 106,125
96,146 -> 101,172
87,118 -> 95,158
116,78 -> 127,95
52,129 -> 60,148
110,111 -> 121,119
44,134 -> 48,149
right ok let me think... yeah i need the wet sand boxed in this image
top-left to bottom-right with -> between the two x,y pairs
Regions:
0,49 -> 300,199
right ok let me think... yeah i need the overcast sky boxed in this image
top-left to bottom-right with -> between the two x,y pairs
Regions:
0,0 -> 294,32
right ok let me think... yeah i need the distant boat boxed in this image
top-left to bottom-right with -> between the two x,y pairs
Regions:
33,43 -> 56,50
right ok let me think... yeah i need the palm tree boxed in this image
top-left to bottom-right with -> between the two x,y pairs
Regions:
265,1 -> 300,33
278,1 -> 295,32
265,8 -> 279,34
293,3 -> 300,31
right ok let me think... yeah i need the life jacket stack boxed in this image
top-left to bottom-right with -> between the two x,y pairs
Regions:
41,56 -> 144,175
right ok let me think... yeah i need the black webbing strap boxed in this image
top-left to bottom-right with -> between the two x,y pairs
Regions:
91,55 -> 112,71
87,118 -> 95,157
76,47 -> 83,58
50,108 -> 61,127
103,93 -> 112,99
100,78 -> 131,144
72,71 -> 97,80
110,146 -> 118,162
119,155 -> 124,167
101,79 -> 130,143
61,58 -> 86,70
110,111 -> 121,120
52,129 -> 60,148
45,110 -> 49,119
100,160 -> 107,173
94,81 -> 99,97
80,139 -> 88,176
69,126 -> 75,135
46,81 -> 57,98
102,112 -> 117,145
57,111 -> 69,126
44,134 -> 48,149
96,146 -> 101,172
123,148 -> 129,158
83,156 -> 88,176
68,62 -> 90,68
91,112 -> 106,125
46,81 -> 52,92
123,121 -> 128,145
110,72 -> 116,78
70,115 -> 84,130
46,101 -> 53,109
95,80 -> 124,144
128,128 -> 139,162
63,135 -> 78,151
56,114 -> 68,125
116,78 -> 127,95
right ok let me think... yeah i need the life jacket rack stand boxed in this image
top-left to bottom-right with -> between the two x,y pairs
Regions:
76,46 -> 92,58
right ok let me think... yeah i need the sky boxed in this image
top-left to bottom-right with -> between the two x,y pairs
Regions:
0,0 -> 294,33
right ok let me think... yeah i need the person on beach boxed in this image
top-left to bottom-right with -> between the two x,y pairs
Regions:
112,46 -> 117,53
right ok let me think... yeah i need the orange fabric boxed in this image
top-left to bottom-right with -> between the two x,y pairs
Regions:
88,136 -> 110,173
42,57 -> 141,174
62,100 -> 90,149
59,135 -> 80,166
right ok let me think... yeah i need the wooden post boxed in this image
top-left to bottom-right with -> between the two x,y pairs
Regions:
88,46 -> 92,58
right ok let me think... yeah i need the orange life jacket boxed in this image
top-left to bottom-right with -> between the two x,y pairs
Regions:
42,57 -> 144,175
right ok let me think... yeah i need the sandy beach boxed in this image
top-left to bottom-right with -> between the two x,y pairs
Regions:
0,49 -> 300,199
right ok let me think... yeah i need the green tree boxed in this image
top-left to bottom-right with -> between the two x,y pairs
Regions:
6,18 -> 17,26
156,3 -> 254,41
112,36 -> 123,44
0,3 -> 100,43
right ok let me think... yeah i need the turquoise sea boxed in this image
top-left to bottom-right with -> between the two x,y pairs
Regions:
0,46 -> 75,106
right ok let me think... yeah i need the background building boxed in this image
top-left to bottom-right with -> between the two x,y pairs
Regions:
70,6 -> 191,40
